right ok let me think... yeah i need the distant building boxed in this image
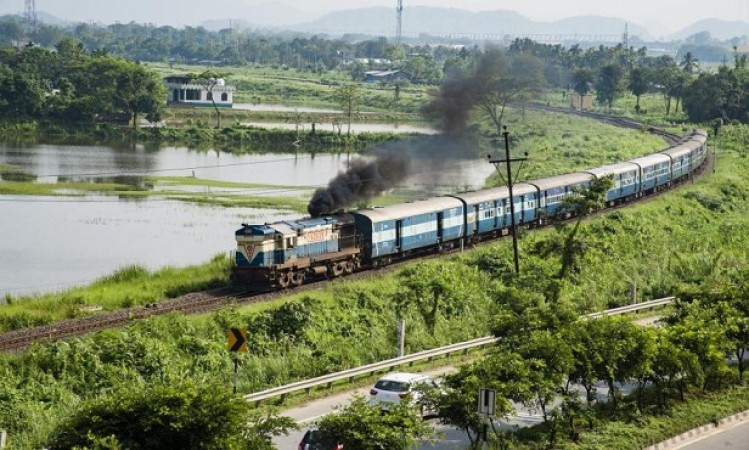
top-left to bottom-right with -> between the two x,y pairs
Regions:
164,75 -> 234,108
570,93 -> 593,110
362,69 -> 412,83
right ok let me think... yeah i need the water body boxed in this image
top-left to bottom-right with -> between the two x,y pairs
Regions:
232,103 -> 341,113
0,141 -> 493,297
242,121 -> 438,135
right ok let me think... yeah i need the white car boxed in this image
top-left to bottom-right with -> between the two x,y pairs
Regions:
368,372 -> 439,415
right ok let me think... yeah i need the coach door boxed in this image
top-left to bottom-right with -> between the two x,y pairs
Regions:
395,219 -> 402,250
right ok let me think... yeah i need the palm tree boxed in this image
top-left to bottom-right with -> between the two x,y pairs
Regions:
571,68 -> 594,110
681,52 -> 699,74
627,67 -> 650,113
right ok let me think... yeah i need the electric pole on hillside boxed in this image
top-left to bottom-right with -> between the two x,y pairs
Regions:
488,127 -> 528,274
396,0 -> 403,43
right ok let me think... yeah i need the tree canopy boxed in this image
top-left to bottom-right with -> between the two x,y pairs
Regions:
0,41 -> 164,127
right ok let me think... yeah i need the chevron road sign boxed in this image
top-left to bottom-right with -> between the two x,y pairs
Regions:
227,328 -> 248,353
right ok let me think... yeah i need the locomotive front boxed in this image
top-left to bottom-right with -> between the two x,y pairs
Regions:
232,215 -> 361,289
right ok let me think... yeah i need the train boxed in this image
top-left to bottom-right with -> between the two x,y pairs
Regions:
231,129 -> 708,289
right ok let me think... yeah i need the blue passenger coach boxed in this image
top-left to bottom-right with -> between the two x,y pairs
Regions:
583,162 -> 640,204
629,153 -> 672,194
353,197 -> 464,264
451,183 -> 538,240
659,144 -> 692,181
526,173 -> 594,218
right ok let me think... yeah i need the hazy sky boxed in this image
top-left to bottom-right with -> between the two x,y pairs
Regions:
2,0 -> 748,34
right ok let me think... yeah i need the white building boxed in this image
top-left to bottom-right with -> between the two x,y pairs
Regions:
164,75 -> 234,108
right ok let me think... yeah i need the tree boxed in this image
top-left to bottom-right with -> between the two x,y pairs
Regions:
334,83 -> 362,136
664,300 -> 733,391
383,44 -> 406,66
316,396 -> 435,450
396,262 -> 485,335
0,63 -> 45,120
681,51 -> 700,74
682,67 -> 748,123
586,316 -> 654,409
348,60 -> 366,81
650,327 -> 701,407
115,62 -> 166,129
427,365 -> 514,449
472,47 -> 545,136
516,330 -> 574,422
571,68 -> 594,109
48,381 -> 297,450
628,67 -> 650,113
186,70 -> 229,129
533,176 -> 614,285
595,63 -> 625,109
654,65 -> 689,115
403,54 -> 441,84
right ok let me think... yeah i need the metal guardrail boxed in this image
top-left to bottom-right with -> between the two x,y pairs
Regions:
586,297 -> 674,318
244,297 -> 674,403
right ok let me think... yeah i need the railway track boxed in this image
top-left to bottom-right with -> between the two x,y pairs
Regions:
523,103 -> 683,144
0,111 -> 707,352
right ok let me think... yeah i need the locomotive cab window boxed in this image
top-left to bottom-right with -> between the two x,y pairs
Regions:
286,237 -> 295,248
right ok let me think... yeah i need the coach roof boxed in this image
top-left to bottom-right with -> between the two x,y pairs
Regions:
451,182 -> 537,204
355,197 -> 464,223
527,172 -> 594,192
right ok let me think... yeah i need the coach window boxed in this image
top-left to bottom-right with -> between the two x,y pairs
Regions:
286,237 -> 295,248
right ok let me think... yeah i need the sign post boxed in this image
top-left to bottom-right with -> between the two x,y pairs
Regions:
0,429 -> 7,450
227,328 -> 248,394
478,388 -> 497,449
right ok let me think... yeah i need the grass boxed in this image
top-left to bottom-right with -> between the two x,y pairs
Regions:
0,255 -> 230,331
147,62 -> 433,115
0,173 -> 312,211
559,385 -> 749,450
483,107 -> 669,185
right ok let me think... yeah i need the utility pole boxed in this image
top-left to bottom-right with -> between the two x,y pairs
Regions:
488,127 -> 527,274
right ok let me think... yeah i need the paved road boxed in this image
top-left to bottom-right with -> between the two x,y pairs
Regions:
270,366 -> 626,450
272,317 -> 663,449
675,420 -> 749,449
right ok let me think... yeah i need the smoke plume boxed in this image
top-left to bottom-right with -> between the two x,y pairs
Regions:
307,147 -> 411,217
308,50 -> 503,217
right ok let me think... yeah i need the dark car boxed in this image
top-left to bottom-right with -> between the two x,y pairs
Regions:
298,427 -> 343,450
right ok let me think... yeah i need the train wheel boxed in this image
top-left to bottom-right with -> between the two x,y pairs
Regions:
291,271 -> 304,287
278,273 -> 290,288
344,261 -> 354,274
332,263 -> 345,277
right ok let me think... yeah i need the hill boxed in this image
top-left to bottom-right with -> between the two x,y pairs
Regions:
670,18 -> 749,41
288,6 -> 652,40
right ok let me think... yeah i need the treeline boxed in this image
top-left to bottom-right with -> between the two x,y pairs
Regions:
4,15 -> 749,127
0,39 -> 164,126
510,38 -> 749,123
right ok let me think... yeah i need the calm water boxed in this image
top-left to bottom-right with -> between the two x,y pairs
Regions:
242,121 -> 438,134
0,141 -> 493,297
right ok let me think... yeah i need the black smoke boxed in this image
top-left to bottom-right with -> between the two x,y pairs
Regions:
307,147 -> 411,217
308,50 -> 503,217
